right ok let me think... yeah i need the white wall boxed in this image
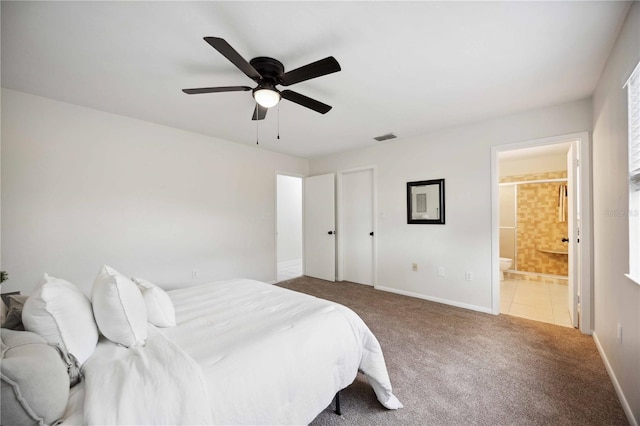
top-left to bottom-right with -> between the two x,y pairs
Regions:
1,89 -> 308,294
591,2 -> 640,423
276,175 -> 302,263
499,152 -> 567,178
310,99 -> 591,312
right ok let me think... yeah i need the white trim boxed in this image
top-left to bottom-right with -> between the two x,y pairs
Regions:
592,331 -> 638,426
336,172 -> 343,281
375,286 -> 493,314
491,131 -> 593,335
491,150 -> 500,314
336,165 -> 378,286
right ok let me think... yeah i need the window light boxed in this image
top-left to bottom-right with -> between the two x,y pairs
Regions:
625,59 -> 640,283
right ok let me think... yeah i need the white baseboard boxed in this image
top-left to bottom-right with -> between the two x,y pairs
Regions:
374,285 -> 493,314
592,331 -> 638,426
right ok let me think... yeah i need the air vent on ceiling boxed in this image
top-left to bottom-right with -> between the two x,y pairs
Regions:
373,133 -> 397,142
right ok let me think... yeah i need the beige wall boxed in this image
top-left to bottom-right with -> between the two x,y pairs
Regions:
592,2 -> 640,423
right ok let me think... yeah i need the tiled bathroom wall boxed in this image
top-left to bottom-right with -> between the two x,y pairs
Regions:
500,171 -> 568,276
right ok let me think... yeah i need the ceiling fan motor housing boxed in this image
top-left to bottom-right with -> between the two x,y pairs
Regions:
249,57 -> 285,85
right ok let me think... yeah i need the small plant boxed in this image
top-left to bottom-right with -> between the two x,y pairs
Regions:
0,271 -> 8,283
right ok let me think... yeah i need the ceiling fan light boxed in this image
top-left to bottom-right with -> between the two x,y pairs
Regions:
253,88 -> 281,108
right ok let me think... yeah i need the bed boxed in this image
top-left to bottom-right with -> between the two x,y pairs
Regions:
4,273 -> 402,425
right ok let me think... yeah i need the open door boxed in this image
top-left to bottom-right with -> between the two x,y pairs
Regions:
567,142 -> 579,328
304,173 -> 336,281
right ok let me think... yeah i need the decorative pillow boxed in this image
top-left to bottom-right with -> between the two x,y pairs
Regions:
132,278 -> 176,327
1,329 -> 70,426
0,299 -> 6,324
92,265 -> 147,347
2,295 -> 29,331
22,274 -> 98,365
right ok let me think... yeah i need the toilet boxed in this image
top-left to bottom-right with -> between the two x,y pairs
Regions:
499,257 -> 513,281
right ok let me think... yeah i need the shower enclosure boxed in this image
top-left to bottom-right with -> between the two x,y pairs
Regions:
499,174 -> 569,277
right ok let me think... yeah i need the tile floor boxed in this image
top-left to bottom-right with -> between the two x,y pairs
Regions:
277,259 -> 302,282
500,278 -> 573,327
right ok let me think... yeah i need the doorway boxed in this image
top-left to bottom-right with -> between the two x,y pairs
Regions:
276,174 -> 303,282
491,132 -> 592,334
337,167 -> 376,286
301,168 -> 376,285
303,173 -> 336,282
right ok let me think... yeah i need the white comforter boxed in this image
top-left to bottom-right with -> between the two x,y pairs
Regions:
161,279 -> 402,425
82,326 -> 212,425
76,278 -> 401,425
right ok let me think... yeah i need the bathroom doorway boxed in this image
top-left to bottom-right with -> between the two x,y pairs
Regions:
491,132 -> 592,334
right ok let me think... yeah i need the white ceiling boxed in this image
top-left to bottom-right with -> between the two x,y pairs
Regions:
1,1 -> 630,159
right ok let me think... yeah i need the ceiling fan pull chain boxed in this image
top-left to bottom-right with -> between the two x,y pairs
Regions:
277,103 -> 280,140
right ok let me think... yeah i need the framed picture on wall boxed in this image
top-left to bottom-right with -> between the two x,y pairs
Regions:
407,179 -> 445,224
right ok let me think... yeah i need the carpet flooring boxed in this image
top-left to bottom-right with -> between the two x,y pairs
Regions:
277,276 -> 628,425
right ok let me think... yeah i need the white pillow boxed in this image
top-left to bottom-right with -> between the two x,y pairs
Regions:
132,277 -> 176,327
22,274 -> 98,365
92,265 -> 147,347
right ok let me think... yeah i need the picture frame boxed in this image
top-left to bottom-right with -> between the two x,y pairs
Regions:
407,179 -> 445,224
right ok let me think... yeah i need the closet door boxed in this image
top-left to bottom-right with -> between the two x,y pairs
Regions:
304,174 -> 335,281
341,169 -> 374,286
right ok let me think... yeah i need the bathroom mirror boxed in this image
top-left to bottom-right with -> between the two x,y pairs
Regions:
407,179 -> 445,224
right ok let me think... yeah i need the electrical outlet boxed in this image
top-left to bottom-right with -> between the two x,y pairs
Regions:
192,269 -> 199,279
617,323 -> 622,344
412,263 -> 418,272
465,271 -> 473,281
437,266 -> 445,277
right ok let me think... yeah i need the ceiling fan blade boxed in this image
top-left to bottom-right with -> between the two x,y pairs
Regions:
281,90 -> 332,114
182,86 -> 252,95
204,37 -> 262,82
279,57 -> 341,86
252,104 -> 268,121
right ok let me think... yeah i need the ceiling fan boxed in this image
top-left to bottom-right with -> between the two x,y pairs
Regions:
182,37 -> 341,121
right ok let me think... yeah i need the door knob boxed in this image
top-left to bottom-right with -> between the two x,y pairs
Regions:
562,238 -> 569,242
370,232 -> 374,236
328,231 -> 334,235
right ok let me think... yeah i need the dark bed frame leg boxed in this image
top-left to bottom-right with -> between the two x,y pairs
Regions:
334,391 -> 342,416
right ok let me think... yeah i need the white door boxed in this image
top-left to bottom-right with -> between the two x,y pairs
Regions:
304,173 -> 336,281
341,170 -> 374,285
567,142 -> 579,328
